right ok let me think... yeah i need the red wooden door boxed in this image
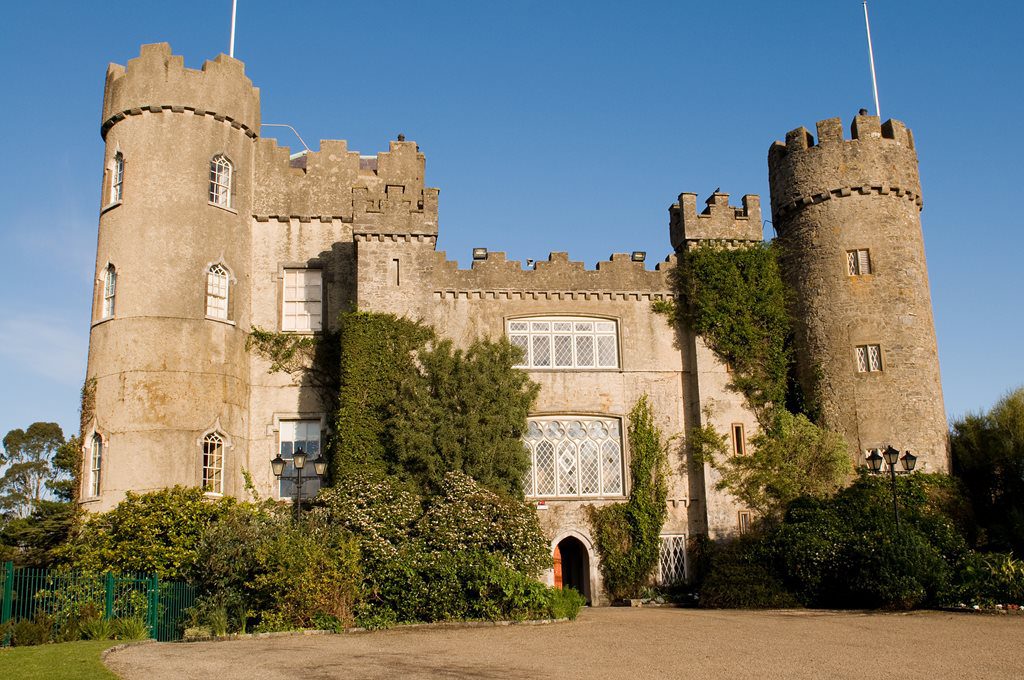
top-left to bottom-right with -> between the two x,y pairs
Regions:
553,545 -> 563,589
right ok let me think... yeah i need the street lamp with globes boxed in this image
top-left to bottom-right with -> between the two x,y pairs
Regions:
866,445 -> 917,532
271,447 -> 328,522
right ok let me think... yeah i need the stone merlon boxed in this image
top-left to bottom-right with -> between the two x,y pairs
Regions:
102,43 -> 261,139
669,192 -> 762,251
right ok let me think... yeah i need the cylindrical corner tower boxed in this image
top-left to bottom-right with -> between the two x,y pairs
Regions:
84,43 -> 261,509
768,114 -> 948,472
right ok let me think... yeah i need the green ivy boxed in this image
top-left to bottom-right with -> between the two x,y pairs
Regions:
670,243 -> 794,421
587,396 -> 668,600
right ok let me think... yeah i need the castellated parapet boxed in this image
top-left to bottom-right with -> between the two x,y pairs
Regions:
669,192 -> 762,251
254,139 -> 438,234
767,114 -> 948,472
101,43 -> 261,139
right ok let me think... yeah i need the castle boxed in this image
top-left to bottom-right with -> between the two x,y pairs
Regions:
82,44 -> 948,604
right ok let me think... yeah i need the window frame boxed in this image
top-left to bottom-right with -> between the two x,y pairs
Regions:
738,510 -> 752,535
731,423 -> 746,456
88,433 -> 103,498
102,264 -> 117,319
855,344 -> 883,373
201,432 -> 225,495
110,151 -> 124,204
208,154 -> 234,209
276,419 -> 323,500
522,414 -> 625,499
281,267 -> 324,333
657,534 -> 688,585
507,316 -> 620,370
846,248 -> 872,276
205,262 -> 232,321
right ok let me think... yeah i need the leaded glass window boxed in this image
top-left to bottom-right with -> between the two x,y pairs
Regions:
102,264 -> 116,319
507,317 -> 619,369
658,535 -> 687,585
278,420 -> 321,499
523,416 -> 623,497
282,269 -> 322,331
202,432 -> 225,494
206,263 -> 230,319
847,249 -> 872,276
855,344 -> 883,373
209,155 -> 233,208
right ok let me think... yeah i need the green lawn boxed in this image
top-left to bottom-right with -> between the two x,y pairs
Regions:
0,640 -> 122,679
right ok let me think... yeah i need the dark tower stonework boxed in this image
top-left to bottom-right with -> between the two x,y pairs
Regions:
768,114 -> 948,472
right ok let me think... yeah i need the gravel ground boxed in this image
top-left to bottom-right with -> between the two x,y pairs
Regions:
105,607 -> 1024,680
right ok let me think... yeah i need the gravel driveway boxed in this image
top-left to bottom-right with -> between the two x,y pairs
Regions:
105,607 -> 1024,679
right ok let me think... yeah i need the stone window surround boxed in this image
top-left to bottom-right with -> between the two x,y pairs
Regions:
265,413 -> 329,501
505,313 -> 622,371
203,258 -> 237,324
523,410 -> 629,500
208,153 -> 234,210
81,423 -> 107,502
196,418 -> 234,497
855,343 -> 884,373
846,248 -> 872,276
731,423 -> 746,456
276,261 -> 325,334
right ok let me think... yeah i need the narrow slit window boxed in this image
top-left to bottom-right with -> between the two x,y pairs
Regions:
732,423 -> 746,455
391,258 -> 401,286
738,510 -> 752,535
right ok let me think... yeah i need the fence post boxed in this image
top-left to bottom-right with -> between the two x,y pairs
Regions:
104,572 -> 115,620
148,575 -> 159,640
2,561 -> 13,646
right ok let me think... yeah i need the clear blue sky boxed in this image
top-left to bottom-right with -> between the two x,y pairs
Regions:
0,1 -> 1020,443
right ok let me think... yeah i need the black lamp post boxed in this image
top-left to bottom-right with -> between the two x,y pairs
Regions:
866,445 -> 917,532
271,447 -> 328,522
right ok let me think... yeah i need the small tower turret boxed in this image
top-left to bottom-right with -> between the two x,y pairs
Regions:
768,114 -> 948,471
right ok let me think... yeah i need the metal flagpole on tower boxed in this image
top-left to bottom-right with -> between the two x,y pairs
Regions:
863,1 -> 881,117
229,0 -> 238,58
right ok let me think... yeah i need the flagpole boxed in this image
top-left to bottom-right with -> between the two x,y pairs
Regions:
229,0 -> 238,58
863,1 -> 880,117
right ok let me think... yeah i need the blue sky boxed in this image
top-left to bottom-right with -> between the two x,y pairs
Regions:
0,0 -> 1020,442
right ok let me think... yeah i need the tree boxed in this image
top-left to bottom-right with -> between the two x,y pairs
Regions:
951,387 -> 1024,555
332,311 -> 539,496
1,422 -> 65,519
712,409 -> 851,519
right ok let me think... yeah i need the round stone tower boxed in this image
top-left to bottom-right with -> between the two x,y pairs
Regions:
85,43 -> 260,509
767,113 -> 948,472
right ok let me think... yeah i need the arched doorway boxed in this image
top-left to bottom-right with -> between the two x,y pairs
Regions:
553,536 -> 591,603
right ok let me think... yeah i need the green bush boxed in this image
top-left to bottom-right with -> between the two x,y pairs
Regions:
57,486 -> 235,579
113,617 -> 149,640
79,617 -> 113,641
698,539 -> 799,609
11,613 -> 54,646
546,587 -> 586,620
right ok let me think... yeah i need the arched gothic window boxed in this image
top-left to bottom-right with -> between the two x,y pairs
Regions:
111,152 -> 124,203
206,263 -> 230,319
89,433 -> 103,497
202,432 -> 225,494
208,155 -> 233,208
102,264 -> 117,318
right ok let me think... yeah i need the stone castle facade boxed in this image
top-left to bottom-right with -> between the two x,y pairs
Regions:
82,44 -> 948,604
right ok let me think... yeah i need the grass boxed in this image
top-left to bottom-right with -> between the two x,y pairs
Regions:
0,640 -> 122,679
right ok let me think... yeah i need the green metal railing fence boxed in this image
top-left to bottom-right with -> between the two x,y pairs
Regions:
0,561 -> 196,644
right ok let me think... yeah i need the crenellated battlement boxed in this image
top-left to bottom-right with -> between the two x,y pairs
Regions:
768,114 -> 922,221
418,250 -> 675,296
770,114 -> 915,156
101,43 -> 261,139
254,138 -> 438,234
669,192 -> 762,251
